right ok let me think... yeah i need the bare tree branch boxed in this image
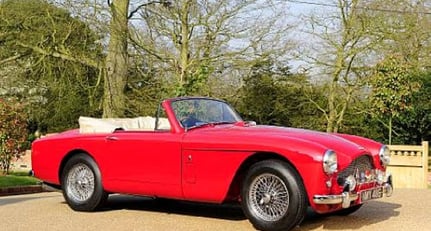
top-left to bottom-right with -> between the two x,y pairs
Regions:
0,54 -> 23,66
16,42 -> 100,68
128,1 -> 169,19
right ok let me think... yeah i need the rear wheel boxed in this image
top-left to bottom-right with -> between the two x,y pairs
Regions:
61,154 -> 108,211
241,160 -> 307,231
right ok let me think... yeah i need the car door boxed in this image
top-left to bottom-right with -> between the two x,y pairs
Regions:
180,130 -> 251,203
102,131 -> 183,199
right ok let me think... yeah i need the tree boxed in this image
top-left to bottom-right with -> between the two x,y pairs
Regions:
236,60 -> 324,129
302,0 -> 385,133
0,0 -> 104,132
123,56 -> 170,117
46,0 -> 170,118
129,0 -> 293,97
0,0 -> 102,69
342,0 -> 431,143
103,0 -> 130,117
237,61 -> 291,126
17,0 -> 293,118
369,54 -> 420,144
391,71 -> 431,144
0,99 -> 28,175
369,0 -> 431,70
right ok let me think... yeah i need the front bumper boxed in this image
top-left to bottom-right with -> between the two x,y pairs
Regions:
313,174 -> 393,208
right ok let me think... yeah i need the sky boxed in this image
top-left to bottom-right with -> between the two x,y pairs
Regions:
282,0 -> 336,73
287,0 -> 334,17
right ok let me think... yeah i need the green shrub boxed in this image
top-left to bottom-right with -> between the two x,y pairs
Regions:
0,98 -> 28,175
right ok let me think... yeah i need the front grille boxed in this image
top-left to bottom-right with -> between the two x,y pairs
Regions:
337,155 -> 374,186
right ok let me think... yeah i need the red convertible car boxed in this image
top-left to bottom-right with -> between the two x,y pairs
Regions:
32,97 -> 393,231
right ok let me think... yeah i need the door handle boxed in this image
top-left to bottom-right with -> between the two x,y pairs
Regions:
105,136 -> 118,141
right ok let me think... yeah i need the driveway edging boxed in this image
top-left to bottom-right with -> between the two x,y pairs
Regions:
0,185 -> 44,197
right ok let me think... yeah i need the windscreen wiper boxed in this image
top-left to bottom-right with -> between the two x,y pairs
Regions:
186,121 -> 235,131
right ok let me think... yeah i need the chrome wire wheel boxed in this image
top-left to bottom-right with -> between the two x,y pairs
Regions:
66,163 -> 95,203
248,173 -> 290,222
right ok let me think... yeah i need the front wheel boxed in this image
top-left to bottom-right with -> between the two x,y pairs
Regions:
61,154 -> 108,211
241,160 -> 307,231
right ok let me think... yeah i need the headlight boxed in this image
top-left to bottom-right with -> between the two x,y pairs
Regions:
323,150 -> 338,174
379,145 -> 391,166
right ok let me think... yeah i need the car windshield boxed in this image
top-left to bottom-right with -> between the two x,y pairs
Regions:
171,98 -> 242,130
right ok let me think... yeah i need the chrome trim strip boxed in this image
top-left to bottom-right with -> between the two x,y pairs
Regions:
313,175 -> 393,208
313,192 -> 359,208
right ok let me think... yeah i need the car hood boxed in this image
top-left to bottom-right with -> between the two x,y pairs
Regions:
185,124 -> 371,167
235,125 -> 367,153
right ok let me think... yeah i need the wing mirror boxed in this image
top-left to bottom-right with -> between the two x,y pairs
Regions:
246,121 -> 257,126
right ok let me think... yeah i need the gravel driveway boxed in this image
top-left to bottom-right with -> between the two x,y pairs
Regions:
0,188 -> 429,231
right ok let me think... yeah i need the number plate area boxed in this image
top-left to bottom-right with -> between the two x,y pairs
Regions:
360,187 -> 383,202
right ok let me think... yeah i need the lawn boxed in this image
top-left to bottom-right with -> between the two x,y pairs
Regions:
0,172 -> 41,188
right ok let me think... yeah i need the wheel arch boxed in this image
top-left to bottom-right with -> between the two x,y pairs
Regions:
58,149 -> 94,183
59,149 -> 108,211
224,152 -> 307,203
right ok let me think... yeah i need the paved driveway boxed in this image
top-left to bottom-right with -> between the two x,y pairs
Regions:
0,188 -> 430,231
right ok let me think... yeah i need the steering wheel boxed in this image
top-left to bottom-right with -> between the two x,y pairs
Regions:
181,116 -> 199,128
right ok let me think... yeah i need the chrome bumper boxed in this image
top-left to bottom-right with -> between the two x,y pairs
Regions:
313,174 -> 393,208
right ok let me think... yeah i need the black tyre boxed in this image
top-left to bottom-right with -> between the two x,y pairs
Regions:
61,154 -> 108,211
333,204 -> 363,216
241,160 -> 307,231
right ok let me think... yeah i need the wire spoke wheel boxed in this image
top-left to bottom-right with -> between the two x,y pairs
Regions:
249,173 -> 290,221
242,160 -> 307,231
62,154 -> 108,211
66,163 -> 95,203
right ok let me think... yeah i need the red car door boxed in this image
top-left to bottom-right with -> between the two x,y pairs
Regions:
180,130 -> 251,203
101,131 -> 183,199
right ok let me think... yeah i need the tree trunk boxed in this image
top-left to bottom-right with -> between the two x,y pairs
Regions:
177,0 -> 191,96
326,80 -> 337,133
326,53 -> 343,133
103,0 -> 130,118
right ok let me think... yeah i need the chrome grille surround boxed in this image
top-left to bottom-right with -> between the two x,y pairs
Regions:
337,155 -> 374,186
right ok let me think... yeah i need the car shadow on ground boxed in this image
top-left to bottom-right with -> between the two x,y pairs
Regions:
295,200 -> 401,230
100,194 -> 247,221
95,194 -> 401,226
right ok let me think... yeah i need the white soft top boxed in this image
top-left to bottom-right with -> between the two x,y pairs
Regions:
78,116 -> 170,133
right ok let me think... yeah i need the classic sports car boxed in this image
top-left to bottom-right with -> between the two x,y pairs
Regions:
32,97 -> 393,231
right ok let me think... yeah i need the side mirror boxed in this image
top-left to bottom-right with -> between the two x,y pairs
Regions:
246,121 -> 257,126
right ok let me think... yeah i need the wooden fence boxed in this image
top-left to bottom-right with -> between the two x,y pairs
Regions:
387,141 -> 429,189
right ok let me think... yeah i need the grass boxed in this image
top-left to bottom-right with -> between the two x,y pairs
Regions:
9,171 -> 32,176
0,172 -> 41,188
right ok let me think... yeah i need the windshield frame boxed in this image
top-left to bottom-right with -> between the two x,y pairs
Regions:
170,97 -> 243,130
